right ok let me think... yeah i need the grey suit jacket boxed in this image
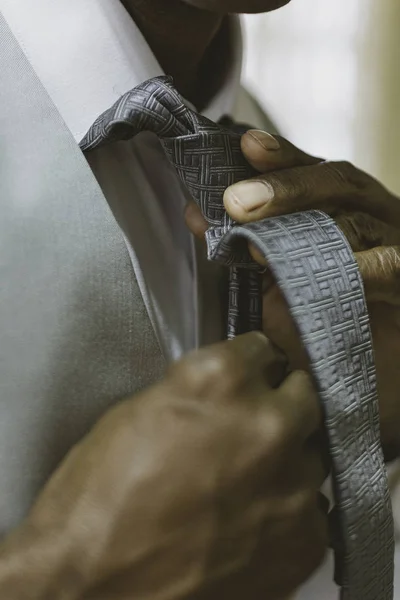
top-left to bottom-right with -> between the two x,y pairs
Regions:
0,13 -> 273,534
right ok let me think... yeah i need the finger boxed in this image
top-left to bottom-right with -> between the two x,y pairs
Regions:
183,200 -> 273,266
241,130 -> 322,173
261,283 -> 310,373
220,332 -> 287,388
261,346 -> 288,389
303,437 -> 330,487
174,332 -> 287,395
224,160 -> 366,224
334,211 -> 400,254
356,246 -> 400,305
255,371 -> 321,458
274,370 -> 321,442
184,200 -> 208,240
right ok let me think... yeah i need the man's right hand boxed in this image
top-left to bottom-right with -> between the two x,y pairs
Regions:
0,333 -> 327,600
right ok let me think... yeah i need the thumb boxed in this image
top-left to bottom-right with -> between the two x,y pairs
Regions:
356,245 -> 400,305
241,130 -> 322,173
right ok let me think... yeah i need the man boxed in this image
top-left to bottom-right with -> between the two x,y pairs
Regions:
0,0 -> 326,597
0,0 -> 398,597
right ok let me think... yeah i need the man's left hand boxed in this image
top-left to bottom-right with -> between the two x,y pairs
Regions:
185,130 -> 400,459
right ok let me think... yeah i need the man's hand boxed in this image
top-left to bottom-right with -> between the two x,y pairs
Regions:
225,130 -> 400,305
228,131 -> 400,460
185,130 -> 400,458
0,333 -> 327,600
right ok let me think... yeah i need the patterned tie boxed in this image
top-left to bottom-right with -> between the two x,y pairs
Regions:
81,76 -> 394,600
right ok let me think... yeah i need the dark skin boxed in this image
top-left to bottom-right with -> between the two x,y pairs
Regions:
0,2 -> 328,599
0,335 -> 326,600
186,130 -> 400,461
121,0 -> 290,107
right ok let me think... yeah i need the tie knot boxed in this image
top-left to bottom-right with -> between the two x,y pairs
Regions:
81,75 -> 255,229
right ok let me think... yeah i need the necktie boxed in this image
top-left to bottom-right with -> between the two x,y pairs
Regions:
81,76 -> 394,600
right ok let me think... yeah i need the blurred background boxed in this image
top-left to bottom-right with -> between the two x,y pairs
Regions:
242,0 -> 400,194
242,2 -> 400,597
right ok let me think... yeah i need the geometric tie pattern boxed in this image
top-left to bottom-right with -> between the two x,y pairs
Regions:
80,75 -> 394,600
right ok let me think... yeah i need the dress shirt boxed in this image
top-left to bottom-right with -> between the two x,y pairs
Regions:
0,0 -> 242,361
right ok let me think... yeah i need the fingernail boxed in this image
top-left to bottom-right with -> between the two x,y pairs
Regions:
247,130 -> 280,151
226,180 -> 274,212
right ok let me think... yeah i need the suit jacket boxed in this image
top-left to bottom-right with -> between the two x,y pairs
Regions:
0,12 -> 275,535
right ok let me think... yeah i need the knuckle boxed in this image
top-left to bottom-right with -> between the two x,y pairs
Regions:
261,404 -> 291,452
296,370 -> 317,398
273,166 -> 308,201
335,212 -> 387,251
167,356 -> 202,394
332,160 -> 357,178
328,160 -> 367,195
288,370 -> 317,406
330,160 -> 361,184
335,213 -> 361,248
284,488 -> 316,520
326,160 -> 347,180
325,161 -> 350,188
170,347 -> 244,399
203,351 -> 236,386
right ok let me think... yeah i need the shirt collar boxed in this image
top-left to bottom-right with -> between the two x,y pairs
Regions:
1,0 -> 242,142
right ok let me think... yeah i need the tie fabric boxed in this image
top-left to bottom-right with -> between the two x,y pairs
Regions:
80,76 -> 394,600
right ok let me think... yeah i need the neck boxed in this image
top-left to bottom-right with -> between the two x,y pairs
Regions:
120,0 -> 228,108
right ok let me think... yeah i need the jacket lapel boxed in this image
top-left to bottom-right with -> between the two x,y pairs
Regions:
0,10 -> 165,534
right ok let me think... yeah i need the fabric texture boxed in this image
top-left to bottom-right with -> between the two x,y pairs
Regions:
0,0 -> 243,362
81,76 -> 394,599
0,4 -> 260,539
0,12 -> 167,536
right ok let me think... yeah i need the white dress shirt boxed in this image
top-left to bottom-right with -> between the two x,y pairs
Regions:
0,0 -> 242,361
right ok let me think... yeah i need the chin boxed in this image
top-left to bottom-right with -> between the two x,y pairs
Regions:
183,0 -> 291,14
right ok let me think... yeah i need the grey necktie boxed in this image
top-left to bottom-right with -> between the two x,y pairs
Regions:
80,76 -> 394,600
